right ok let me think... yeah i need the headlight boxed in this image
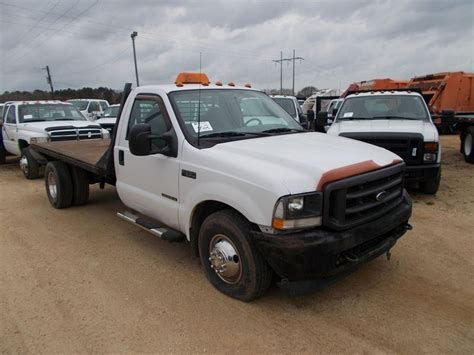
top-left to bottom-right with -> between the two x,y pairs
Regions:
101,128 -> 110,139
423,142 -> 438,163
30,137 -> 49,144
272,192 -> 323,230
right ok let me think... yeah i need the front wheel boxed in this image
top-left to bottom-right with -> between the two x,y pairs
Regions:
420,169 -> 441,195
198,210 -> 273,301
462,127 -> 474,164
20,147 -> 40,179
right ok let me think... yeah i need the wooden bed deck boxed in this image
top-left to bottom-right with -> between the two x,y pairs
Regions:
31,139 -> 111,174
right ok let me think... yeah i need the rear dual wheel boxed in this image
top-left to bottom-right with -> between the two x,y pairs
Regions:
462,127 -> 474,164
45,162 -> 89,209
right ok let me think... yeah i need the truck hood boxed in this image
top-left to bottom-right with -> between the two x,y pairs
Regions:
206,132 -> 401,194
95,117 -> 117,125
19,120 -> 101,134
328,119 -> 438,141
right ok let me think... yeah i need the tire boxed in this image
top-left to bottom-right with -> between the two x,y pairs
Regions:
44,161 -> 73,209
420,169 -> 441,195
462,127 -> 474,164
198,210 -> 273,302
0,148 -> 5,165
69,166 -> 90,206
20,147 -> 40,179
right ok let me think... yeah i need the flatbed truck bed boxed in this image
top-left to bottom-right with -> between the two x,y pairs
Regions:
31,139 -> 112,177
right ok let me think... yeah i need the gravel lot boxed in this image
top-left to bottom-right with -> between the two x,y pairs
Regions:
1,135 -> 473,353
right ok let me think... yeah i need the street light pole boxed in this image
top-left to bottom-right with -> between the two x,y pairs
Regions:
131,31 -> 140,87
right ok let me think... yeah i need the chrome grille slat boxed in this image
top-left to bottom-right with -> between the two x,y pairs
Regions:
48,127 -> 102,142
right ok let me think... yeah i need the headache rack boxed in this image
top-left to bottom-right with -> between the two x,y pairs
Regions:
323,163 -> 405,230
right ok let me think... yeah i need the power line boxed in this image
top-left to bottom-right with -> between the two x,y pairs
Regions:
272,50 -> 304,95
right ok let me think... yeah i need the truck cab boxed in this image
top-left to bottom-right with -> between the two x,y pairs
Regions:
0,101 -> 109,178
32,74 -> 413,301
67,99 -> 110,121
270,95 -> 307,128
326,91 -> 441,194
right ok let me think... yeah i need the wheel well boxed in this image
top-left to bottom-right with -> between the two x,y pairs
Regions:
189,200 -> 252,257
18,139 -> 29,150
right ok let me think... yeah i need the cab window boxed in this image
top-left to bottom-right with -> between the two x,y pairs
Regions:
99,101 -> 108,111
88,102 -> 100,113
5,106 -> 16,124
127,97 -> 170,149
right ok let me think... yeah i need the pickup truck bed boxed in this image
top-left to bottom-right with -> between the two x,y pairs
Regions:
31,139 -> 111,176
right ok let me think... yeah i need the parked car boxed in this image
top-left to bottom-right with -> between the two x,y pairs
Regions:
30,73 -> 413,301
0,100 -> 109,178
324,91 -> 441,194
324,98 -> 344,131
67,99 -> 109,120
96,104 -> 119,134
271,95 -> 307,128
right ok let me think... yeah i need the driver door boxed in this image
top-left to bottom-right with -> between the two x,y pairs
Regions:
2,105 -> 19,155
115,94 -> 180,229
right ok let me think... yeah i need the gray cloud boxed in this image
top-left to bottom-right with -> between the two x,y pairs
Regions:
0,0 -> 472,93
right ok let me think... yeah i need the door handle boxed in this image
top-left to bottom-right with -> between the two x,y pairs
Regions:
119,150 -> 124,165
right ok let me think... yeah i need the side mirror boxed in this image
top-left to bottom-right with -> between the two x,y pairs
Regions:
129,123 -> 177,157
306,109 -> 315,122
316,111 -> 329,126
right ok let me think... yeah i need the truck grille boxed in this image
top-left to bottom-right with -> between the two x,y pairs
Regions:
323,163 -> 405,230
340,133 -> 423,165
48,127 -> 102,141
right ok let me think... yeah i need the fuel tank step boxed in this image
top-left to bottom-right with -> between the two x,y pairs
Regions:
117,211 -> 185,242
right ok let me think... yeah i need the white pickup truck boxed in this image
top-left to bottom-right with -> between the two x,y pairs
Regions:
322,91 -> 441,194
30,73 -> 413,301
0,101 -> 109,178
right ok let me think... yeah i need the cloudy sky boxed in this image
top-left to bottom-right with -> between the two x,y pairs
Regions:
0,0 -> 472,93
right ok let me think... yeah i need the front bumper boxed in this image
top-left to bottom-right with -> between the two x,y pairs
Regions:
405,163 -> 440,182
252,191 -> 412,281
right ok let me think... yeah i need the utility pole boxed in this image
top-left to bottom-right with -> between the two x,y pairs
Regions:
272,50 -> 304,96
43,65 -> 54,99
131,31 -> 140,87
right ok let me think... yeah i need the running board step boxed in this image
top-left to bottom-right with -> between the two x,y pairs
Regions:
117,211 -> 185,243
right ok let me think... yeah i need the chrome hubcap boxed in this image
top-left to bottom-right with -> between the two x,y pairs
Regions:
19,155 -> 28,174
47,171 -> 57,201
465,134 -> 472,156
208,234 -> 242,284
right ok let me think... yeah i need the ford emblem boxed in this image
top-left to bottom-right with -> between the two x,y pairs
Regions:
376,191 -> 388,201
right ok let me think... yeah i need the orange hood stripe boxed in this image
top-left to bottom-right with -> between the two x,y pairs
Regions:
316,159 -> 402,191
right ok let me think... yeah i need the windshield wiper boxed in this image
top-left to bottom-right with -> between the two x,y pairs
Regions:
200,131 -> 270,138
261,127 -> 304,134
23,119 -> 47,122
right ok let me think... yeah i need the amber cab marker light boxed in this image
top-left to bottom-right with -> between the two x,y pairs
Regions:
174,72 -> 210,85
215,81 -> 223,86
228,82 -> 235,87
245,83 -> 252,88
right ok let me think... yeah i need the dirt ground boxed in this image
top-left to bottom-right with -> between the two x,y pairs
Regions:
0,135 -> 473,353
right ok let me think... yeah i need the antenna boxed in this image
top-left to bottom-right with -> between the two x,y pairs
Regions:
197,52 -> 202,147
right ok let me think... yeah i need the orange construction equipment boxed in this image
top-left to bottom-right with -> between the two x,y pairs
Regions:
342,78 -> 409,96
407,72 -> 474,116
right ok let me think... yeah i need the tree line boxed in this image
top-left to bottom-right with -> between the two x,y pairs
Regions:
0,87 -> 122,104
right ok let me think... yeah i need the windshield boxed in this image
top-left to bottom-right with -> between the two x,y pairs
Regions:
272,97 -> 296,118
103,105 -> 119,117
169,89 -> 302,142
18,104 -> 86,123
337,95 -> 429,121
68,100 -> 88,111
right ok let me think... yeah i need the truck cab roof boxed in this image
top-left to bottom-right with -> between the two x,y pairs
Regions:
345,90 -> 423,98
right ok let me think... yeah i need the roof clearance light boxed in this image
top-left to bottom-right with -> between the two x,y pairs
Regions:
228,82 -> 235,87
215,81 -> 223,86
244,83 -> 252,88
175,72 -> 210,86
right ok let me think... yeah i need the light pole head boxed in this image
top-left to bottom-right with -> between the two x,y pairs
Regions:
131,31 -> 138,39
